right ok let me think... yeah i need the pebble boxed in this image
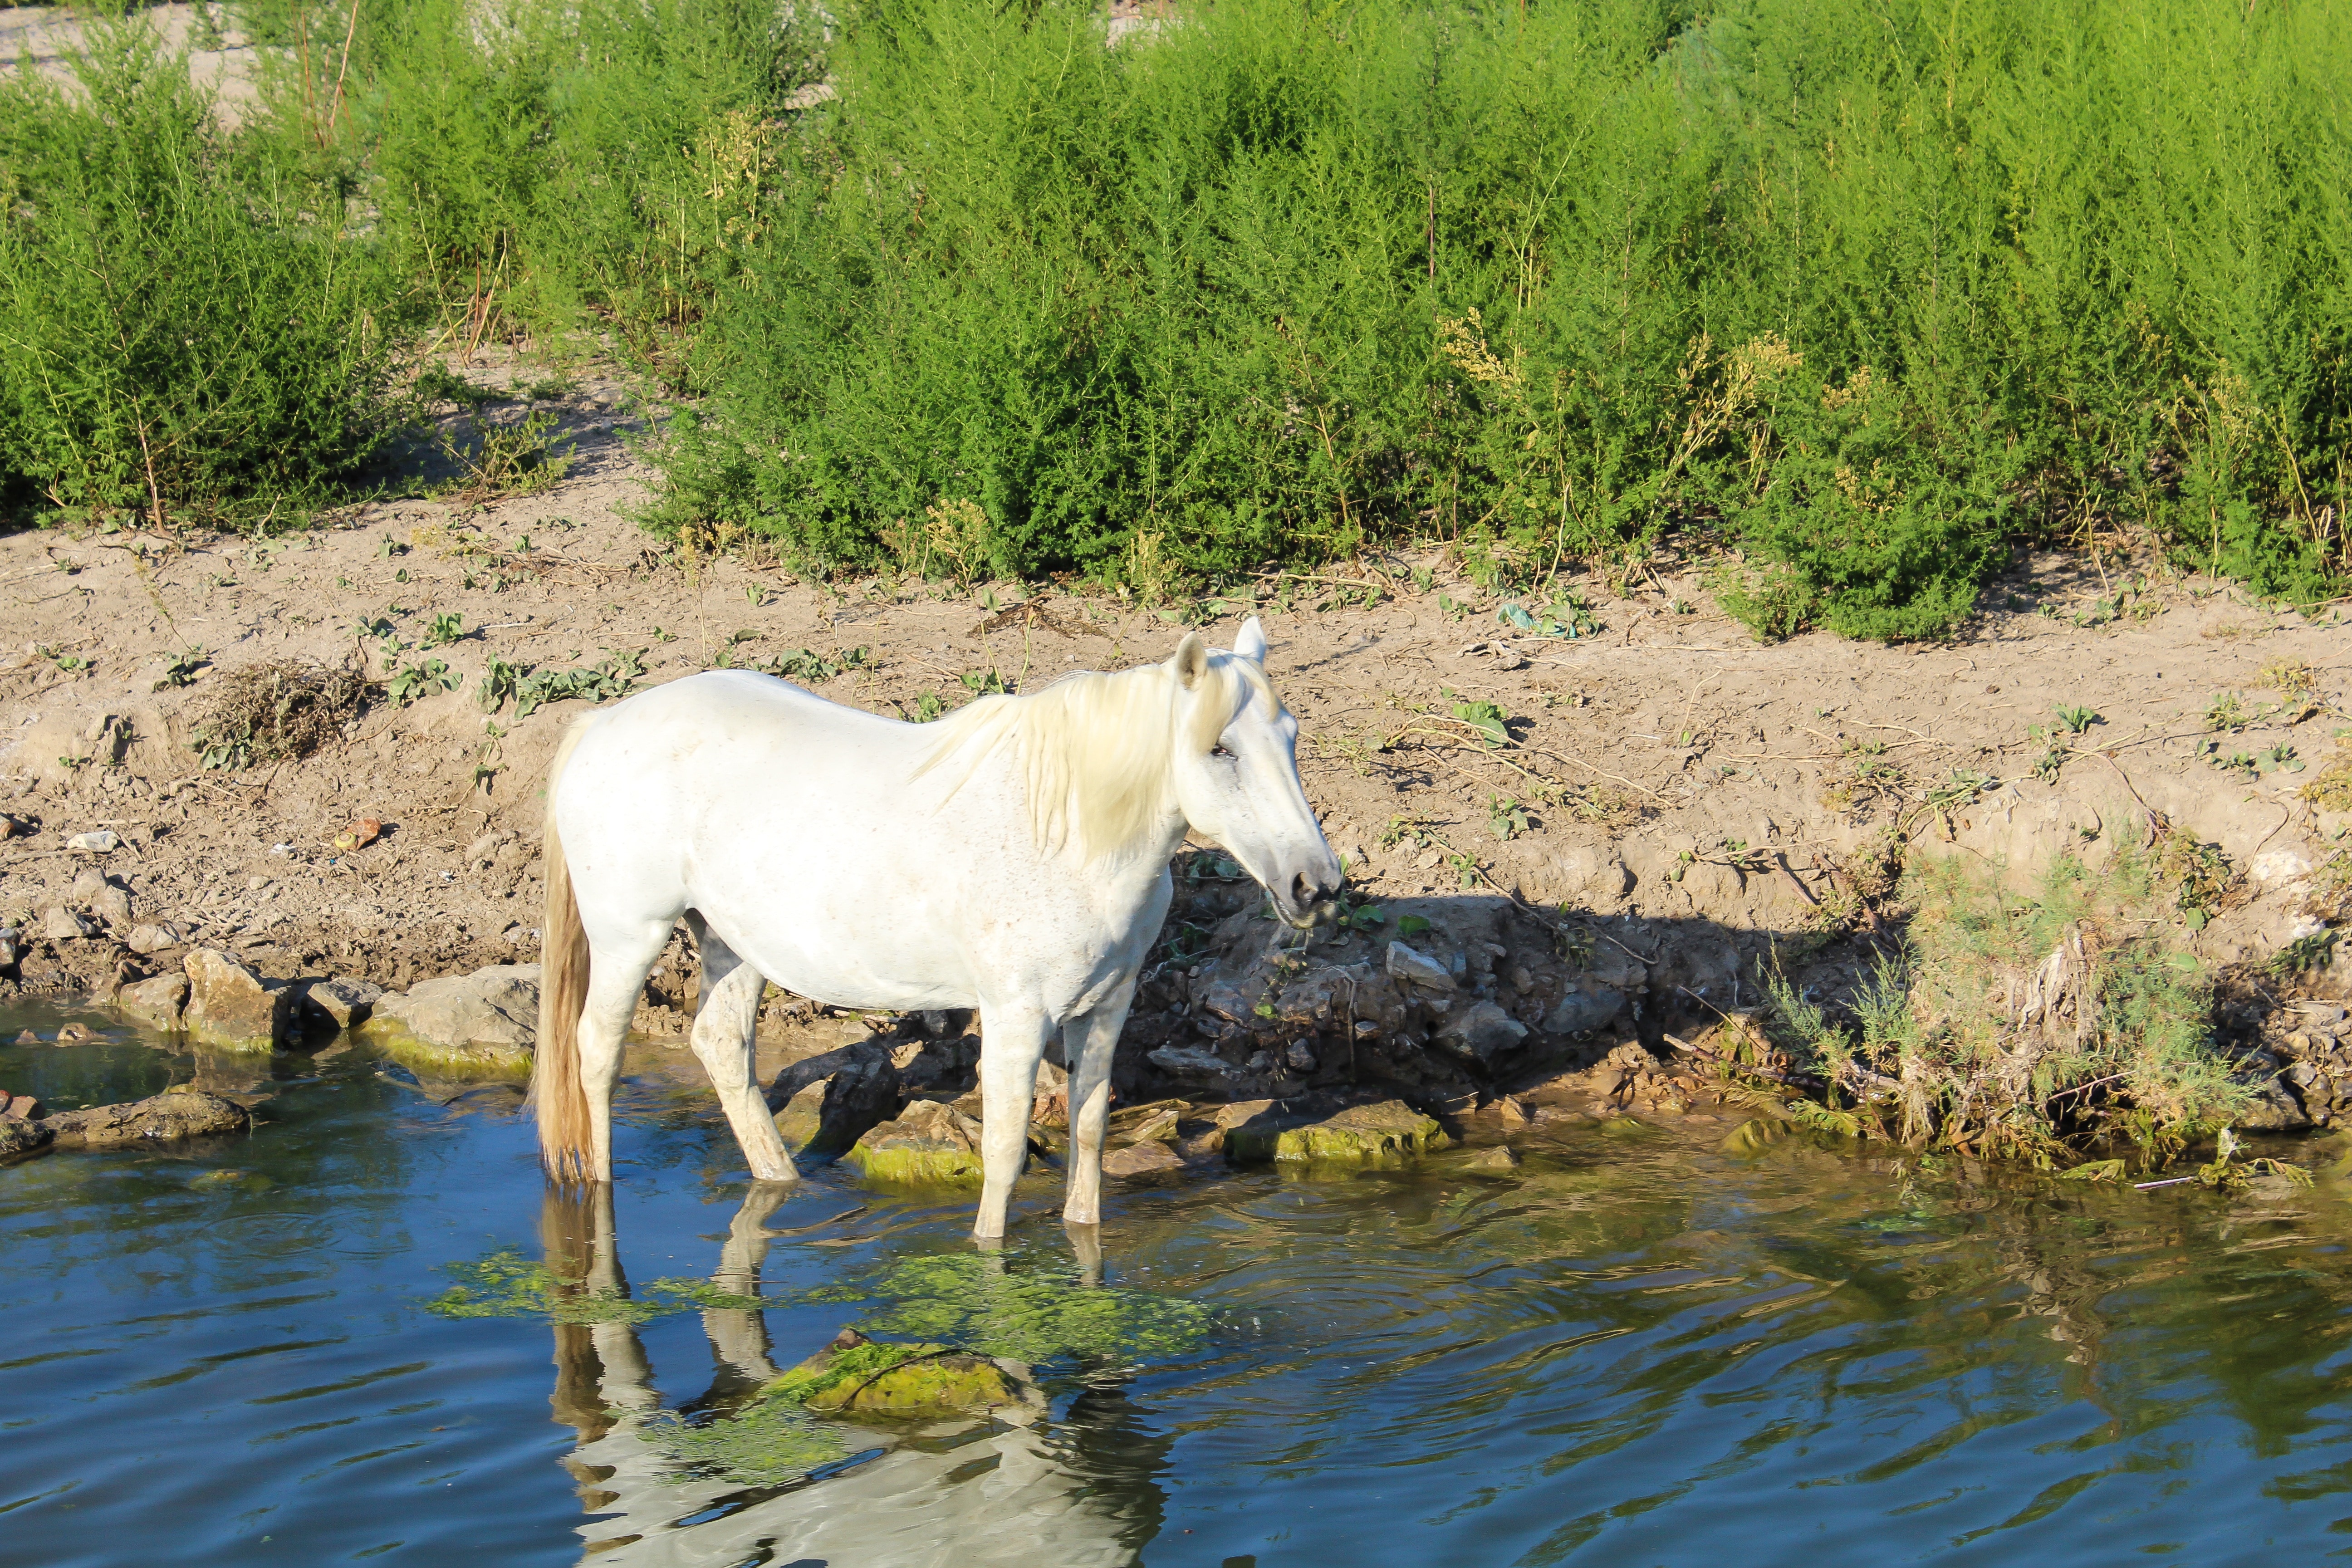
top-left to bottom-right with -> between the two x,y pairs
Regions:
64,830 -> 118,853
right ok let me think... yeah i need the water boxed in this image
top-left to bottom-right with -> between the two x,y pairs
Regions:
7,999 -> 2352,1566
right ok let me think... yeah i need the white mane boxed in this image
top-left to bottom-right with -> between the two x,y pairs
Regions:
918,651 -> 1274,862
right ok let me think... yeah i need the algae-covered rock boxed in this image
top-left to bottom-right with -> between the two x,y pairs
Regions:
42,1088 -> 249,1146
844,1098 -> 992,1184
1226,1099 -> 1448,1165
763,1328 -> 1042,1421
358,963 -> 538,1078
0,1115 -> 54,1160
181,949 -> 291,1049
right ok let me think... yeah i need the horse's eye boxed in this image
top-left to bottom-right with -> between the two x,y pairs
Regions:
1211,745 -> 1235,759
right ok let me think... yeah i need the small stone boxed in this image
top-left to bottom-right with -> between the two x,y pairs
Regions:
7,1095 -> 43,1119
43,905 -> 98,942
1461,1145 -> 1521,1171
0,929 -> 18,967
127,922 -> 186,955
1386,941 -> 1457,992
1544,985 -> 1626,1035
11,1030 -> 39,1045
1101,1140 -> 1186,1178
1285,1040 -> 1318,1073
297,975 -> 384,1029
54,1022 -> 97,1044
1494,1095 -> 1528,1127
1146,1044 -> 1238,1080
1435,1000 -> 1529,1064
64,830 -> 119,854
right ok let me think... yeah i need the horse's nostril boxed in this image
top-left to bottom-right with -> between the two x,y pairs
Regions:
1290,872 -> 1316,908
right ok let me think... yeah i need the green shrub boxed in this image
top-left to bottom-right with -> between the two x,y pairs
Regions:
0,23 -> 398,523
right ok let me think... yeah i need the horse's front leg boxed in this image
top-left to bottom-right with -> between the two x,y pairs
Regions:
1062,972 -> 1140,1228
687,960 -> 797,1182
974,1003 -> 1054,1240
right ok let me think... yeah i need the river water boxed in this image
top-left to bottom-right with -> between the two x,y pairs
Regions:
5,999 -> 2352,1566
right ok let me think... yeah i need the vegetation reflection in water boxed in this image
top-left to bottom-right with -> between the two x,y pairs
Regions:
9,1006 -> 2352,1564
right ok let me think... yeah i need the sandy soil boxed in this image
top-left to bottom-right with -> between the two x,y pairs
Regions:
0,4 -> 261,115
2,342 -> 2347,1075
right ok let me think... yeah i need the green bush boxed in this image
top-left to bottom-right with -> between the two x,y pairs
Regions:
0,23 -> 397,523
646,0 -> 2351,626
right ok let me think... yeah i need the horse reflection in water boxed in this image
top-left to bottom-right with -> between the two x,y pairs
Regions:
539,1186 -> 1167,1567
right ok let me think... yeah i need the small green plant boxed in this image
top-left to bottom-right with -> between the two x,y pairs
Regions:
2205,693 -> 2249,732
2055,705 -> 2102,734
762,646 -> 870,682
959,666 -> 1011,696
1450,697 -> 1510,745
910,691 -> 946,722
151,648 -> 208,690
34,645 -> 87,673
387,657 -> 461,706
422,612 -> 465,648
2270,929 -> 2340,975
1488,794 -> 1533,841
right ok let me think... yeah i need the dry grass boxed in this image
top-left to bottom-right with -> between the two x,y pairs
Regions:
190,661 -> 368,770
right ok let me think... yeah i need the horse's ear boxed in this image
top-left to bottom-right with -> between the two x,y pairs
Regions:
1233,616 -> 1268,665
1171,632 -> 1209,690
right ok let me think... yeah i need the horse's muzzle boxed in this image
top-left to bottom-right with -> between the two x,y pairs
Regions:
1274,864 -> 1344,928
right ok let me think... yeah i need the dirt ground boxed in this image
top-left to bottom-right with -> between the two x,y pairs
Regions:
2,336 -> 2347,1087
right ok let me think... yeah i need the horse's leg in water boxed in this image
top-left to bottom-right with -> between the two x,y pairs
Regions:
684,912 -> 796,1182
576,921 -> 674,1181
974,1002 -> 1054,1240
1061,973 -> 1140,1228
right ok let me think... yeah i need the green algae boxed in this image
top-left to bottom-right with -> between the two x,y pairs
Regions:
421,1248 -> 766,1324
638,1400 -> 849,1489
1226,1101 -> 1449,1166
808,1251 -> 1212,1366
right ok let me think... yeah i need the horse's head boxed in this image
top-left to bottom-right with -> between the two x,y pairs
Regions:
1166,617 -> 1342,928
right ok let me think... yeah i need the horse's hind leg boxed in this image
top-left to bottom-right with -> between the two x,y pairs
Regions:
576,922 -> 673,1182
685,913 -> 797,1183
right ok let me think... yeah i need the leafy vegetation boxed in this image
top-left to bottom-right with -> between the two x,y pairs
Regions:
638,1399 -> 848,1489
1757,848 -> 2250,1167
10,0 -> 2352,632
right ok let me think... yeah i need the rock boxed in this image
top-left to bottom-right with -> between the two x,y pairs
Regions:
181,949 -> 294,1050
54,1022 -> 97,1043
1226,1099 -> 1450,1165
2234,1073 -> 2313,1132
12,1029 -> 38,1045
774,1061 -> 900,1155
1604,1042 -> 1663,1078
64,830 -> 119,854
1147,1044 -> 1240,1082
0,1115 -> 54,1159
42,1088 -> 250,1146
1386,941 -> 1457,992
1543,985 -> 1625,1035
1458,1145 -> 1521,1171
116,971 -> 191,1029
126,922 -> 187,955
1101,1140 -> 1187,1178
0,928 -> 17,967
1285,1041 -> 1318,1072
358,963 -> 540,1077
845,1098 -> 992,1184
293,975 -> 382,1029
43,905 -> 98,941
1435,1000 -> 1529,1064
764,1328 -> 1043,1421
1107,1100 -> 1186,1145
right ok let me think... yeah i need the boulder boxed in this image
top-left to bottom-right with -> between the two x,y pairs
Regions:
844,1098 -> 991,1184
71,868 -> 132,929
116,971 -> 191,1029
1226,1099 -> 1449,1165
1543,985 -> 1625,1036
358,963 -> 539,1078
42,1088 -> 249,1146
1146,1044 -> 1241,1084
763,1328 -> 1043,1421
0,928 -> 18,968
0,1115 -> 53,1160
181,949 -> 294,1050
774,1059 -> 900,1155
1435,1000 -> 1529,1065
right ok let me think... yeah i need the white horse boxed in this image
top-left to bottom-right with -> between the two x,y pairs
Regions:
533,617 -> 1339,1236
